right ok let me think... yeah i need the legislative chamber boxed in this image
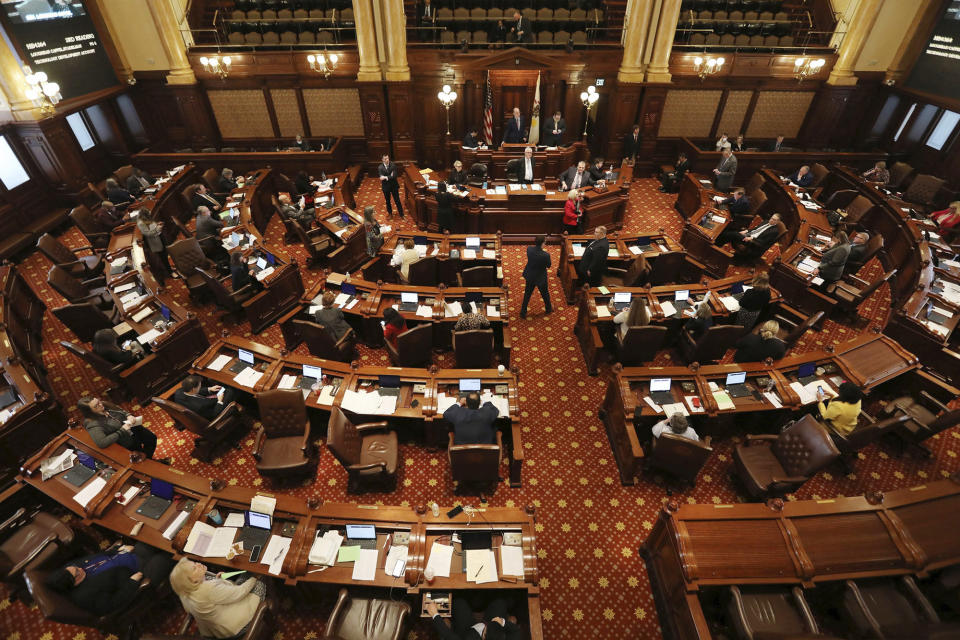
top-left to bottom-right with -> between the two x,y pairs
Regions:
0,1 -> 959,639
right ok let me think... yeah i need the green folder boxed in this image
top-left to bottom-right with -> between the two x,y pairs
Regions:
220,571 -> 246,580
598,286 -> 610,295
337,545 -> 360,563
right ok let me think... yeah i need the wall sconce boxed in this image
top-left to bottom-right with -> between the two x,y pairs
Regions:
794,57 -> 825,82
23,67 -> 60,115
693,56 -> 724,81
199,55 -> 231,80
437,84 -> 458,135
579,85 -> 599,136
307,52 -> 339,78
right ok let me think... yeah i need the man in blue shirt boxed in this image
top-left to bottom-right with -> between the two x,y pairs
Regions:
786,165 -> 814,188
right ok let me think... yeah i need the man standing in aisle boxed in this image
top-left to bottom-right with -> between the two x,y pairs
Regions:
378,154 -> 404,219
520,236 -> 552,319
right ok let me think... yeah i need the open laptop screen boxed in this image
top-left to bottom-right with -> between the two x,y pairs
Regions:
725,371 -> 746,386
649,378 -> 671,392
459,378 -> 482,392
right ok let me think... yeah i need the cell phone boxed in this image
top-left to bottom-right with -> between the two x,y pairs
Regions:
446,505 -> 464,518
817,385 -> 824,395
249,544 -> 262,563
692,397 -> 701,409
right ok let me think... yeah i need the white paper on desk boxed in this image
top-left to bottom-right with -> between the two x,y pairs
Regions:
764,391 -> 783,408
131,306 -> 154,322
255,267 -> 274,281
486,305 -> 500,318
721,296 -> 740,312
500,545 -> 524,577
444,301 -> 463,318
596,305 -> 611,318
811,276 -> 825,286
426,542 -> 454,577
628,245 -> 642,255
699,179 -> 713,186
334,293 -> 350,306
111,256 -> 128,269
261,535 -> 291,575
233,368 -> 263,388
114,321 -> 133,336
72,476 -> 106,508
661,402 -> 689,418
462,249 -> 477,259
163,511 -> 189,540
278,374 -> 297,389
308,529 -> 343,566
250,495 -> 276,517
41,449 -> 75,481
495,186 -> 507,195
224,512 -> 246,528
660,301 -> 677,316
345,298 -> 359,310
376,393 -> 398,415
416,305 -> 433,318
712,391 -> 736,411
113,282 -> 137,294
711,214 -> 726,224
926,320 -> 950,337
482,249 -> 496,259
352,548 -> 378,581
642,396 -> 663,413
657,244 -> 669,253
467,549 -> 498,584
608,248 -> 619,257
385,544 -> 408,577
436,393 -> 457,414
122,295 -> 147,311
480,391 -> 510,416
119,486 -> 140,505
572,244 -> 585,257
208,354 -> 232,372
317,385 -> 337,405
713,195 -> 724,203
684,396 -> 705,413
137,328 -> 161,345
943,259 -> 960,269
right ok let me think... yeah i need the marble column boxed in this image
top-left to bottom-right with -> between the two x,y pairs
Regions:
645,0 -> 682,84
885,0 -> 940,85
381,0 -> 410,81
0,40 -> 40,121
146,0 -> 196,85
826,0 -> 883,86
617,0 -> 656,83
353,0 -> 383,81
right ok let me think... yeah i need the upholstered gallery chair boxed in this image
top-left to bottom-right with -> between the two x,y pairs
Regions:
321,588 -> 410,640
293,319 -> 357,362
644,432 -> 712,492
47,264 -> 114,310
385,323 -> 433,367
727,585 -> 828,640
0,509 -> 75,601
37,233 -> 104,279
732,415 -> 840,499
886,161 -> 915,190
152,396 -> 245,462
253,389 -> 315,478
327,407 -> 398,492
842,577 -> 960,639
68,205 -> 111,249
448,431 -> 502,494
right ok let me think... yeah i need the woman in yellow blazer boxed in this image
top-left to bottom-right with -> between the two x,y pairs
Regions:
817,381 -> 862,436
169,558 -> 265,638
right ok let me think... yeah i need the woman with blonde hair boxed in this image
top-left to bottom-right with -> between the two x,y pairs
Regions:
390,237 -> 420,280
169,558 -> 266,638
733,319 -> 786,362
612,297 -> 650,340
734,271 -> 771,330
562,189 -> 583,235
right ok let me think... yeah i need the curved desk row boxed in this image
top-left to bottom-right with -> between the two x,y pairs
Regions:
360,231 -> 505,287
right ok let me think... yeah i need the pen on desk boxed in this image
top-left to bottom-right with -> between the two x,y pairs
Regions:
474,565 -> 484,579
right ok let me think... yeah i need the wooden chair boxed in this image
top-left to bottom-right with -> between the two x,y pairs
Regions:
647,251 -> 687,285
902,174 -> 946,212
403,256 -> 439,286
825,269 -> 896,319
601,255 -> 650,287
452,329 -> 495,368
51,302 -> 118,343
253,389 -> 314,478
457,265 -> 495,287
822,188 -> 858,212
618,325 -> 668,366
887,161 -> 915,190
0,510 -> 75,603
59,340 -> 129,400
840,195 -> 875,227
46,265 -> 113,309
747,188 -> 767,217
68,205 -> 110,249
195,268 -> 257,322
775,310 -> 824,352
830,413 -> 910,473
678,324 -> 745,364
167,237 -> 216,301
385,324 -> 433,367
292,319 -> 356,362
37,233 -> 104,279
448,431 -> 502,494
645,433 -> 713,492
843,234 -> 883,275
322,588 -> 409,640
808,163 -> 829,190
883,393 -> 960,457
727,585 -> 823,640
152,397 -> 245,462
201,168 -> 221,194
842,577 -> 949,639
292,223 -> 332,267
327,407 -> 398,492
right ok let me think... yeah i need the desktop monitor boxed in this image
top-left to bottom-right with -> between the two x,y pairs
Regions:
238,348 -> 255,365
675,290 -> 690,302
245,511 -> 272,530
341,283 -> 357,296
613,292 -> 631,304
160,305 -> 172,321
302,364 -> 323,381
649,378 -> 671,392
401,292 -> 418,304
465,237 -> 481,248
725,371 -> 747,386
346,524 -> 376,539
150,478 -> 175,500
459,378 -> 482,392
379,375 -> 401,389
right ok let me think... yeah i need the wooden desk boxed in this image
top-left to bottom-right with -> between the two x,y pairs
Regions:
641,476 -> 960,640
456,141 -> 589,180
677,176 -> 735,278
361,232 -> 504,287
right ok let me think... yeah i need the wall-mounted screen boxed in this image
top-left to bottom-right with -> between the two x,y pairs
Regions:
0,136 -> 30,190
906,1 -> 960,101
1,0 -> 117,100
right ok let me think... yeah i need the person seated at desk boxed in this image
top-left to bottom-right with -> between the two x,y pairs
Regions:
293,133 -> 311,151
786,165 -> 814,188
684,301 -> 713,339
455,310 -> 491,331
817,381 -> 862,436
314,290 -> 353,341
847,231 -> 869,265
196,206 -> 223,241
716,213 -> 783,259
294,171 -> 314,196
382,308 -> 407,347
659,152 -> 689,193
448,160 -> 468,188
278,193 -> 314,228
734,271 -> 771,330
731,134 -> 746,152
191,184 -> 222,211
578,226 -> 609,287
229,251 -> 259,292
932,201 -> 960,240
436,182 -> 457,233
105,178 -> 133,210
503,107 -> 525,144
542,110 -> 566,147
45,542 -> 173,617
733,320 -> 786,363
444,392 -> 499,445
462,128 -> 481,150
719,188 -> 751,218
94,201 -> 126,230
813,230 -> 851,284
218,168 -> 238,193
770,135 -> 785,152
391,237 -> 421,280
126,168 -> 154,196
169,558 -> 267,640
560,161 -> 594,191
77,396 -> 164,461
174,375 -> 236,421
93,328 -> 141,368
427,597 -> 521,640
518,146 -> 536,184
715,133 -> 732,151
365,220 -> 384,257
652,413 -> 700,442
563,189 -> 583,235
588,157 -> 607,184
713,149 -> 737,192
862,161 -> 889,184
613,297 -> 650,341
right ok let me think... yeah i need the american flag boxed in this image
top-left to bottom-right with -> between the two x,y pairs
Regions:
482,71 -> 493,146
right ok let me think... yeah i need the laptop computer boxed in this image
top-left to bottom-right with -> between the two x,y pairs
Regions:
136,478 -> 175,520
0,388 -> 18,410
797,363 -> 818,386
927,304 -> 951,326
724,371 -> 751,398
62,453 -> 97,486
300,364 -> 323,390
238,510 -> 272,548
230,348 -> 255,374
465,237 -> 481,249
344,524 -> 377,550
649,378 -> 674,405
674,290 -> 690,312
398,292 -> 418,312
459,378 -> 481,399
612,291 -> 632,312
379,374 -> 401,397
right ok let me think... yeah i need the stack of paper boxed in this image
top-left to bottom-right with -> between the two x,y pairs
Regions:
113,282 -> 137,294
255,267 -> 275,281
628,245 -> 643,255
466,548 -> 498,584
660,301 -> 677,317
797,257 -> 820,274
233,368 -> 263,388
163,511 -> 189,539
384,545 -> 408,577
926,321 -> 950,337
207,354 -> 232,371
596,305 -> 611,318
608,248 -> 619,257
495,186 -> 507,195
435,393 -> 458,413
111,256 -> 128,270
184,523 -> 238,557
317,385 -> 338,405
278,374 -> 298,389
132,306 -> 154,322
137,328 -> 162,345
463,249 -> 477,259
426,542 -> 454,577
500,544 -> 524,577
308,530 -> 343,565
572,244 -> 585,257
41,449 -> 76,481
262,535 -> 291,575
661,402 -> 690,418
445,301 -> 464,318
482,249 -> 496,259
721,296 -> 740,312
251,494 -> 276,516
416,305 -> 433,318
789,380 -> 835,405
351,548 -> 378,581
763,391 -> 783,408
480,392 -> 510,416
712,391 -> 735,411
486,305 -> 500,318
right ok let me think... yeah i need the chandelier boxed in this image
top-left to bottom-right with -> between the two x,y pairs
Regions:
693,56 -> 725,81
199,55 -> 231,80
23,68 -> 61,115
308,52 -> 339,78
794,57 -> 825,82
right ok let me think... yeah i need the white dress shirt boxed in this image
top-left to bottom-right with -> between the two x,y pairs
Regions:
524,158 -> 533,181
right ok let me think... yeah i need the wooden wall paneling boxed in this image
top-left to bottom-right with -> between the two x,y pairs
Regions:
295,89 -> 311,138
657,89 -> 723,138
84,102 -> 129,165
604,81 -> 642,164
746,91 -> 815,139
206,89 -> 276,139
798,85 -> 858,149
301,87 -> 366,139
14,119 -> 89,195
636,86 -> 668,172
171,84 -> 221,149
715,90 -> 752,140
358,83 -> 391,168
564,78 -> 585,149
386,83 -> 417,162
840,74 -> 885,150
0,125 -> 59,215
113,92 -> 149,148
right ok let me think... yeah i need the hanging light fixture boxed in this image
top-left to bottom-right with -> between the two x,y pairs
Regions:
307,52 -> 339,78
794,57 -> 825,82
22,67 -> 60,115
199,55 -> 232,80
693,56 -> 725,81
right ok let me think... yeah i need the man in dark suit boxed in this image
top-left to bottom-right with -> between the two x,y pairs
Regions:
104,179 -> 133,209
518,146 -> 536,184
462,127 -> 481,149
125,168 -> 154,197
847,232 -> 869,266
427,597 -> 522,640
622,124 -> 641,163
559,161 -> 594,191
378,154 -> 404,218
720,188 -> 751,216
509,10 -> 531,44
717,213 -> 782,254
541,111 -> 566,147
659,152 -> 689,193
503,107 -> 525,144
588,157 -> 607,183
520,235 -> 552,318
174,375 -> 235,421
578,225 -> 609,286
44,542 -> 172,617
786,165 -> 814,188
218,168 -> 238,193
191,184 -> 222,211
712,149 -> 737,191
195,206 -> 223,241
443,392 -> 499,444
770,135 -> 785,152
94,201 -> 125,230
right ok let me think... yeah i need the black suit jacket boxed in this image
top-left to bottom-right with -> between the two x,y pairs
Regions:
217,177 -> 238,193
511,16 -> 531,42
559,167 -> 594,190
847,242 -> 868,265
431,616 -> 521,640
522,245 -> 551,282
295,174 -> 313,195
622,132 -> 641,158
723,196 -> 751,216
462,133 -> 479,149
516,156 -> 536,184
541,118 -> 566,146
106,187 -> 133,206
191,191 -> 222,211
745,223 -> 781,250
443,402 -> 499,444
579,237 -> 609,280
673,159 -> 690,180
378,162 -> 400,192
770,140 -> 784,152
418,2 -> 435,24
174,388 -> 221,422
448,169 -> 468,186
787,171 -> 814,188
588,164 -> 606,182
69,565 -> 141,616
504,117 -> 525,144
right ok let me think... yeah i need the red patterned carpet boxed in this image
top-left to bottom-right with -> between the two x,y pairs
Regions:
1,177 -> 958,640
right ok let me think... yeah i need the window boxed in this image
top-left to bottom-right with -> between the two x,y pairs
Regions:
66,112 -> 95,151
893,103 -> 916,142
0,136 -> 30,190
925,110 -> 960,150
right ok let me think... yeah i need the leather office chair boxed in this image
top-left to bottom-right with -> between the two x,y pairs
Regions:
47,265 -> 114,310
167,237 -> 216,301
195,268 -> 257,322
59,340 -> 130,400
52,302 -> 119,343
505,158 -> 523,183
201,168 -> 222,194
678,324 -> 745,364
402,256 -> 439,286
822,188 -> 858,212
732,414 -> 840,499
764,310 -> 824,353
293,319 -> 357,362
647,251 -> 687,286
808,163 -> 829,190
468,163 -> 487,187
458,265 -> 496,287
112,165 -> 134,185
385,324 -> 434,367
883,393 -> 960,457
842,577 -> 959,639
841,196 -> 876,228
645,432 -> 712,491
0,509 -> 75,601
747,188 -> 767,218
830,413 -> 910,473
453,329 -> 495,368
322,588 -> 410,640
327,407 -> 398,492
37,233 -> 104,278
141,600 -> 274,640
825,269 -> 896,319
253,389 -> 315,478
618,325 -> 668,366
448,431 -> 502,494
887,162 -> 915,190
902,174 -> 945,212
601,255 -> 650,287
152,397 -> 245,462
727,585 -> 822,640
844,234 -> 883,275
745,172 -> 765,194
292,223 -> 332,267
